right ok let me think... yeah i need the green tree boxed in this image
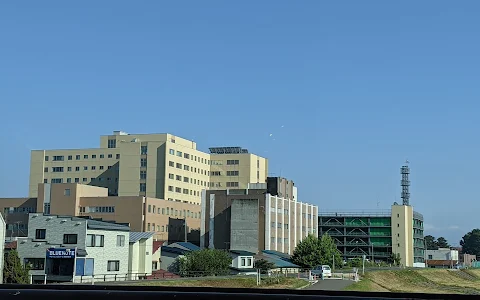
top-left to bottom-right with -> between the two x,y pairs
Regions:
460,229 -> 480,257
424,235 -> 438,250
3,250 -> 30,284
177,249 -> 232,276
291,234 -> 342,269
436,237 -> 450,248
254,259 -> 275,274
390,253 -> 401,266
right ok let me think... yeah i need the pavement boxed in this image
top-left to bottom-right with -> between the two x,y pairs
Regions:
305,279 -> 354,291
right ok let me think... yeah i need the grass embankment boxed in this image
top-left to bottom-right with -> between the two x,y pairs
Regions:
131,277 -> 309,289
345,269 -> 480,294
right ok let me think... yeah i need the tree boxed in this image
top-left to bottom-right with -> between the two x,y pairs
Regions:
177,249 -> 232,276
424,235 -> 438,250
291,234 -> 342,269
390,253 -> 401,266
3,250 -> 30,284
254,259 -> 275,274
460,229 -> 480,257
436,237 -> 450,249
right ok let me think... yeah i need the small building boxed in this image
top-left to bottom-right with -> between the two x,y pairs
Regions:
160,245 -> 188,272
0,213 -> 5,283
426,248 -> 459,268
152,240 -> 165,271
17,213 -> 130,283
128,232 -> 154,280
229,250 -> 256,275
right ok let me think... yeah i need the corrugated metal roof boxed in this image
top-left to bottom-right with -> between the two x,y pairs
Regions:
170,242 -> 200,251
129,232 -> 155,243
229,250 -> 256,256
47,215 -> 130,231
161,246 -> 187,255
262,250 -> 291,260
255,254 -> 299,268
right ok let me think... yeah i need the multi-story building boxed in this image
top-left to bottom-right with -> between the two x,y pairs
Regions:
17,213 -> 130,283
318,206 -> 425,267
209,147 -> 268,190
200,180 -> 318,255
29,131 -> 268,206
1,183 -> 202,243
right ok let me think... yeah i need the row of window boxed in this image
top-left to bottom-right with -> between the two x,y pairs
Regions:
147,204 -> 201,219
3,207 -> 35,214
270,237 -> 290,244
34,229 -> 125,247
168,149 -> 209,165
271,222 -> 290,230
167,185 -> 202,197
24,257 -> 121,272
167,161 -> 209,177
46,177 -> 118,184
147,223 -> 191,233
45,154 -> 120,161
45,165 -> 117,173
79,206 -> 115,213
167,173 -> 207,187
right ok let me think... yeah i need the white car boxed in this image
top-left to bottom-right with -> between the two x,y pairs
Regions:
312,265 -> 332,278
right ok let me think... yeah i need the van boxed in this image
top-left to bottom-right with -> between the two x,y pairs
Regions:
311,265 -> 332,278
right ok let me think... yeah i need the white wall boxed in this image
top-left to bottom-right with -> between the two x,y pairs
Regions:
128,237 -> 153,279
231,255 -> 254,269
427,249 -> 459,261
81,229 -> 129,281
0,214 -> 6,283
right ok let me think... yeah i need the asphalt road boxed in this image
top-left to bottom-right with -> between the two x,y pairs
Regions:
305,279 -> 354,291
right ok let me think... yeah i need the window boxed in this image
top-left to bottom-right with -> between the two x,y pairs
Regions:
44,167 -> 48,172
247,258 -> 252,266
117,235 -> 125,247
108,139 -> 116,148
428,255 -> 433,259
99,166 -> 104,170
91,166 -> 96,170
227,160 -> 239,165
63,234 -> 78,244
226,182 -> 239,187
64,189 -> 71,196
67,167 -> 72,171
76,155 -> 81,160
211,171 -> 221,176
116,154 -> 120,159
177,151 -> 182,157
141,158 -> 147,167
84,155 -> 88,159
107,260 -> 120,271
176,163 -> 182,169
53,156 -> 64,161
51,178 -> 63,183
100,154 -> 104,158
35,229 -> 46,239
74,178 -> 79,183
169,161 -> 174,167
148,205 -> 152,213
141,146 -> 148,155
87,234 -> 104,247
226,171 -> 239,176
83,178 -> 87,182
75,167 -> 80,171
45,156 -> 49,161
108,154 -> 113,158
169,149 -> 175,155
184,153 -> 190,159
175,187 -> 181,193
140,170 -> 147,179
84,166 -> 88,170
66,178 -> 71,183
176,175 -> 182,181
168,186 -> 174,192
24,258 -> 45,270
183,189 -> 189,194
52,167 -> 64,172
183,177 -> 189,183
184,165 -> 190,171
241,258 -> 246,266
397,224 -> 400,227
140,183 -> 146,192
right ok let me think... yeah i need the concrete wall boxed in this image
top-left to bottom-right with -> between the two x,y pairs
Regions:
160,251 -> 183,272
391,205 -> 414,267
427,249 -> 459,261
231,254 -> 254,269
128,237 -> 153,279
230,199 -> 259,253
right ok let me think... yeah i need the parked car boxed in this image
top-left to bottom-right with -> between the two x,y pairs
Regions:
311,265 -> 332,278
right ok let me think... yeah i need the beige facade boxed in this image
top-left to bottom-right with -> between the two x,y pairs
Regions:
201,189 -> 318,255
2,183 -> 201,243
29,132 -> 268,206
391,204 -> 414,267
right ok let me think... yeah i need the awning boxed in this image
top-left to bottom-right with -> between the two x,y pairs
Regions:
77,249 -> 88,257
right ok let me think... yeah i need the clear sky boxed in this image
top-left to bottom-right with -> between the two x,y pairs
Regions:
1,1 -> 479,245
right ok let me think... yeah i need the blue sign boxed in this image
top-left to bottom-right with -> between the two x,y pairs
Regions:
46,248 -> 76,259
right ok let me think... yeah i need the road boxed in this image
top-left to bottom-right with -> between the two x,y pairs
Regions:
305,279 -> 354,291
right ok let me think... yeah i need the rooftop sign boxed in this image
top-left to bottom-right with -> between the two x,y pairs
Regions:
209,147 -> 249,154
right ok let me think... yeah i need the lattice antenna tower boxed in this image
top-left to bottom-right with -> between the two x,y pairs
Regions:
400,160 -> 411,206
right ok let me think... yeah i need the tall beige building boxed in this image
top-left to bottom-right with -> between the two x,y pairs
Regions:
29,131 -> 268,206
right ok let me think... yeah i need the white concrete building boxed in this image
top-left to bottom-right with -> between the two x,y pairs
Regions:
17,214 -> 130,283
427,248 -> 459,261
128,232 -> 154,280
0,213 -> 5,283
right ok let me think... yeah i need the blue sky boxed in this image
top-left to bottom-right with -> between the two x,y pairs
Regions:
1,1 -> 479,244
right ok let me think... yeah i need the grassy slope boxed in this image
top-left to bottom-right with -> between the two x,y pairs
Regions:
345,269 -> 480,294
130,277 -> 309,289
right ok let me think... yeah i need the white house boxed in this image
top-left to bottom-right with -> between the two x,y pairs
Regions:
17,214 -> 130,284
0,213 -> 5,283
128,232 -> 154,280
229,250 -> 256,275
